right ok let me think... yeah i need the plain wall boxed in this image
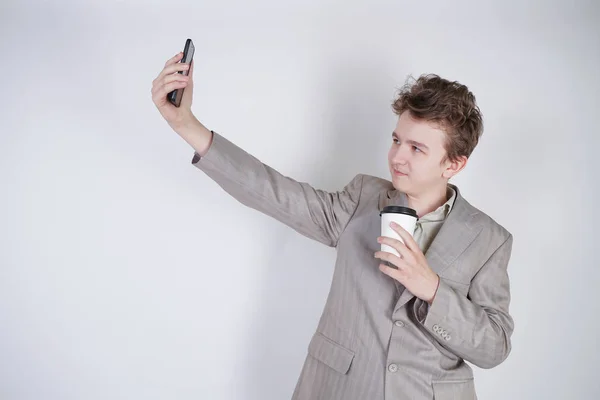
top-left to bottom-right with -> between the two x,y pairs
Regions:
1,0 -> 599,399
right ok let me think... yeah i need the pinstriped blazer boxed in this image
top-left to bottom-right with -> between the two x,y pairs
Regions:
191,131 -> 514,400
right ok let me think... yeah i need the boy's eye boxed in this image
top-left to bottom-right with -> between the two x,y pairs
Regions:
393,138 -> 423,153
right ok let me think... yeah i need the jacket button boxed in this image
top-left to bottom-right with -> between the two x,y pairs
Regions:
388,363 -> 398,373
394,321 -> 405,327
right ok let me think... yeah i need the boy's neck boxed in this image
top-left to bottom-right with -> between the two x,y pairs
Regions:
406,184 -> 450,218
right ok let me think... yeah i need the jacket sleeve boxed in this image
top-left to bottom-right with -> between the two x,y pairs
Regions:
190,130 -> 364,247
419,234 -> 514,369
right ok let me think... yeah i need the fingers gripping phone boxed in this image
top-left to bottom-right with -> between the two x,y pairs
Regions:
168,38 -> 195,107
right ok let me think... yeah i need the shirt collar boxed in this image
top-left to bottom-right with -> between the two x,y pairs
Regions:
418,185 -> 456,223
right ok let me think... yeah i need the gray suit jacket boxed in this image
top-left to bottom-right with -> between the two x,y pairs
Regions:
191,131 -> 514,400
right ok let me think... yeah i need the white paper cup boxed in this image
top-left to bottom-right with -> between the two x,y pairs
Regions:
379,205 -> 418,258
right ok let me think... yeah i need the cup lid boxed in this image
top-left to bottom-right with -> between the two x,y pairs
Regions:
380,205 -> 417,218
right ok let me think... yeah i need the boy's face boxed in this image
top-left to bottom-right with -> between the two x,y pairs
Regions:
388,111 -> 461,196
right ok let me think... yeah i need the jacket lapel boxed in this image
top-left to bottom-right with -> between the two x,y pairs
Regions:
378,184 -> 484,311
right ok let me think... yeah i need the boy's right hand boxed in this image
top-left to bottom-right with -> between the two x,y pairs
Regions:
151,51 -> 195,130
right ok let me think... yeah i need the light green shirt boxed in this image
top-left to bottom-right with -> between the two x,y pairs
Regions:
412,185 -> 456,254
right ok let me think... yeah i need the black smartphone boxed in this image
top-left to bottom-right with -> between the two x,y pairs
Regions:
167,38 -> 195,107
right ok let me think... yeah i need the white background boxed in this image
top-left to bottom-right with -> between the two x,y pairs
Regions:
1,0 -> 599,399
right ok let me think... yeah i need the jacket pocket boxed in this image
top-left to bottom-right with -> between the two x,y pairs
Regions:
432,378 -> 476,400
308,332 -> 355,374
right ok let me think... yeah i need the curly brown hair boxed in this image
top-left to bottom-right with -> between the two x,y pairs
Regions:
391,74 -> 484,164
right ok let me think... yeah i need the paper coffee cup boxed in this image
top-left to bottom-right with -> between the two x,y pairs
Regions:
379,205 -> 418,258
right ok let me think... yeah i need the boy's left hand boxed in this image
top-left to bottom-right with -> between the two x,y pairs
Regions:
374,222 -> 440,304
